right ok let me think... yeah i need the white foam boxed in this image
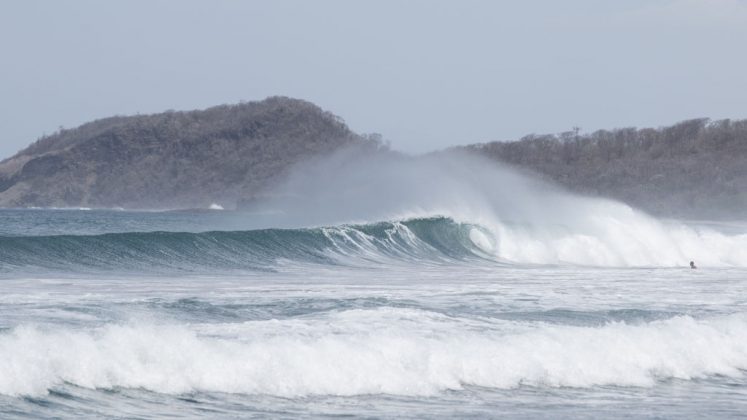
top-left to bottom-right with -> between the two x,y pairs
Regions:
256,151 -> 747,268
1,309 -> 746,397
481,202 -> 747,267
468,227 -> 495,254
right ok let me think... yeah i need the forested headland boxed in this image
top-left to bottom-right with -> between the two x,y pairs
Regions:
460,118 -> 747,219
1,97 -> 744,219
0,97 -> 381,209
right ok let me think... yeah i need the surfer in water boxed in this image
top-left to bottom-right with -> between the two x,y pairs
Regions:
690,261 -> 697,269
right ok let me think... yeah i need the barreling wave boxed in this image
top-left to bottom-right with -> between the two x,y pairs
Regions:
0,217 -> 492,275
2,213 -> 747,274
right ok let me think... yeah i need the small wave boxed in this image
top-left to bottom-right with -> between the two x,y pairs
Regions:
1,309 -> 746,397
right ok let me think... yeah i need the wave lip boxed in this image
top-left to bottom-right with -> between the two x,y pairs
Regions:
1,213 -> 747,274
1,310 -> 746,397
0,217 -> 488,274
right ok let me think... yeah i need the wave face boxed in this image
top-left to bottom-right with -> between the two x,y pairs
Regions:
2,309 -> 747,397
2,214 -> 747,274
0,217 -> 490,274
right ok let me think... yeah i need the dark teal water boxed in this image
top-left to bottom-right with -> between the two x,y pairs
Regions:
0,211 -> 484,276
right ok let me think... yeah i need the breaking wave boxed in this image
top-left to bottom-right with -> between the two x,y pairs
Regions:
1,213 -> 746,274
2,309 -> 747,397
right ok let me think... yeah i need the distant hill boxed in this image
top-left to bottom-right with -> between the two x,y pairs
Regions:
0,97 -> 379,209
2,97 -> 745,219
458,118 -> 747,219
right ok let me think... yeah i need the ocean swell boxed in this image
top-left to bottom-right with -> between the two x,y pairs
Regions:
0,218 -> 486,274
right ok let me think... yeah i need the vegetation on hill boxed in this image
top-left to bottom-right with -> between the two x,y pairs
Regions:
459,118 -> 747,219
1,96 -> 744,219
0,97 -> 379,209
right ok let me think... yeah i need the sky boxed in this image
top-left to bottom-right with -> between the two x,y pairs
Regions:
1,0 -> 747,159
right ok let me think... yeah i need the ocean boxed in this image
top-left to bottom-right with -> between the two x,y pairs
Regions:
1,207 -> 747,419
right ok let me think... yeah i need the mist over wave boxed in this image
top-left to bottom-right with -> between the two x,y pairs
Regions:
1,151 -> 745,272
248,150 -> 747,267
2,308 -> 747,397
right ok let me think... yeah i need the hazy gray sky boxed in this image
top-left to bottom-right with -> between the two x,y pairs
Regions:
1,0 -> 746,159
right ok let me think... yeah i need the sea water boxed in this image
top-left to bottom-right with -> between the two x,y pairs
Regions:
1,208 -> 746,419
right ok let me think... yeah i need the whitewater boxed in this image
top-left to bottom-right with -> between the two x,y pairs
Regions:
1,154 -> 747,418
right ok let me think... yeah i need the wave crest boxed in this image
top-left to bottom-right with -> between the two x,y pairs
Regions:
1,214 -> 746,274
0,217 -> 488,274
